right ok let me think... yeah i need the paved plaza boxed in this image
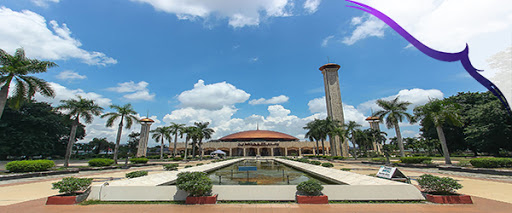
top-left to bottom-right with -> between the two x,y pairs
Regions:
1,159 -> 511,212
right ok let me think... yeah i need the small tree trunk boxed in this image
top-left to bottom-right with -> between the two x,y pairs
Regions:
321,140 -> 325,156
192,140 -> 196,158
160,137 -> 164,160
113,118 -> 124,164
199,139 -> 203,160
436,125 -> 452,164
0,83 -> 11,119
173,133 -> 178,157
64,119 -> 78,167
394,122 -> 406,157
184,138 -> 189,160
315,140 -> 319,156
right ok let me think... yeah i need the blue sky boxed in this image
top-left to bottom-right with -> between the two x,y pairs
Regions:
1,0 -> 511,146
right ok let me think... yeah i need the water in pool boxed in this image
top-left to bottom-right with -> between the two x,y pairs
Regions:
208,160 -> 338,185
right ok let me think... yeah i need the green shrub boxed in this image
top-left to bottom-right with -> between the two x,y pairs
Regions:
184,165 -> 193,168
164,163 -> 179,171
171,157 -> 183,161
332,156 -> 345,160
310,161 -> 321,165
88,158 -> 114,167
125,171 -> 148,178
147,155 -> 160,159
399,157 -> 432,164
341,168 -> 351,171
470,158 -> 512,168
417,174 -> 462,195
371,158 -> 386,162
176,172 -> 212,197
321,162 -> 334,167
456,160 -> 471,167
298,158 -> 310,164
296,179 -> 323,196
197,163 -> 204,166
130,157 -> 149,164
5,160 -> 55,172
52,177 -> 93,195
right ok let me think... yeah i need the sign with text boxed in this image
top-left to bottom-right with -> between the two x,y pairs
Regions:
376,166 -> 397,179
237,142 -> 280,147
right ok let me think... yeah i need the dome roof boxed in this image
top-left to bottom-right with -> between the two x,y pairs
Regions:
219,130 -> 299,142
365,116 -> 380,121
140,118 -> 155,123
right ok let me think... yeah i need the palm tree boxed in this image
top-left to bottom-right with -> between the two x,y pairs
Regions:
181,126 -> 196,160
329,125 -> 348,157
151,126 -> 171,159
101,104 -> 139,164
169,123 -> 185,157
89,137 -> 110,154
304,119 -> 323,156
367,128 -> 387,153
0,48 -> 57,119
194,122 -> 214,160
345,121 -> 362,158
374,97 -> 414,157
320,117 -> 341,156
57,96 -> 103,167
188,126 -> 200,159
413,99 -> 462,164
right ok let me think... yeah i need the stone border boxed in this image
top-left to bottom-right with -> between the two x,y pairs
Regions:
362,161 -> 512,176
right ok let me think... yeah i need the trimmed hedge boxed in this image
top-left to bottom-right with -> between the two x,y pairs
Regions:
371,158 -> 386,162
176,172 -> 212,197
52,177 -> 93,195
321,162 -> 334,167
125,171 -> 148,178
310,161 -> 321,165
400,157 -> 432,164
417,174 -> 462,195
470,158 -> 512,168
296,179 -> 323,196
130,157 -> 149,164
6,160 -> 55,172
184,165 -> 193,168
297,158 -> 310,164
88,158 -> 114,167
164,163 -> 179,171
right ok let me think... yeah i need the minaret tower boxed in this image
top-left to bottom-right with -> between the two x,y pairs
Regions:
136,117 -> 154,157
366,115 -> 382,153
319,63 -> 348,157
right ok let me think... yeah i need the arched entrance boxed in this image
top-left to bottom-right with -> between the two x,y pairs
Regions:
260,148 -> 271,156
247,148 -> 257,156
273,148 -> 284,156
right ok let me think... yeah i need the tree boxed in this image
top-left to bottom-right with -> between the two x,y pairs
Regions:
88,137 -> 110,154
0,48 -> 57,119
304,119 -> 323,156
57,96 -> 103,167
345,121 -> 362,158
194,122 -> 214,160
367,128 -> 387,154
374,97 -> 413,157
101,103 -> 138,164
414,99 -> 463,164
318,117 -> 341,156
151,126 -> 171,159
126,132 -> 140,155
0,100 -> 84,159
329,125 -> 348,157
180,126 -> 196,160
169,123 -> 185,157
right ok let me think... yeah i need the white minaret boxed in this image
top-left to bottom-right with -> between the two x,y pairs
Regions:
319,63 -> 348,157
136,117 -> 154,157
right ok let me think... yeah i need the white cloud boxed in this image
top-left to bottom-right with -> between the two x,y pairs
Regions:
35,82 -> 112,108
107,81 -> 155,101
358,88 -> 444,113
32,0 -> 60,7
488,46 -> 512,109
304,0 -> 321,14
342,14 -> 386,45
56,70 -> 87,81
130,0 -> 303,28
250,57 -> 259,62
249,95 -> 289,105
307,96 -> 368,126
177,80 -> 250,110
0,7 -> 117,66
321,35 -> 334,47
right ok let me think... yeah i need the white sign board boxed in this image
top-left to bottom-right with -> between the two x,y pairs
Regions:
376,166 -> 397,179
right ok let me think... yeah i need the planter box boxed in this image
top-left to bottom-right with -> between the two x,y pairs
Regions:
46,192 -> 89,205
185,194 -> 217,204
296,195 -> 328,204
425,194 -> 472,204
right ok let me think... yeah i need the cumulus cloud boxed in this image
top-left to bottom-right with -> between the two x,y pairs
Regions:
35,82 -> 112,108
177,80 -> 250,110
304,0 -> 321,14
56,70 -> 87,81
321,35 -> 334,47
107,81 -> 155,101
130,0 -> 311,28
32,0 -> 60,7
342,14 -> 386,45
249,95 -> 289,105
0,7 -> 117,66
357,88 -> 444,113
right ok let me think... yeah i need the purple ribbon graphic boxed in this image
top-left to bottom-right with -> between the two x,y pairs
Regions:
346,0 -> 511,114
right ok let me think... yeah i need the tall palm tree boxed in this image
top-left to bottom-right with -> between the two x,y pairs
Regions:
320,117 -> 341,156
194,122 -> 214,160
329,125 -> 348,157
304,119 -> 323,156
367,128 -> 387,153
169,123 -> 185,157
151,126 -> 171,159
345,121 -> 362,157
57,96 -> 103,167
414,99 -> 462,164
0,48 -> 57,119
101,104 -> 139,164
189,126 -> 200,158
180,126 -> 196,160
374,97 -> 413,157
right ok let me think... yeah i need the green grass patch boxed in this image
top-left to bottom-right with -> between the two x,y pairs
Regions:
80,200 -> 185,205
